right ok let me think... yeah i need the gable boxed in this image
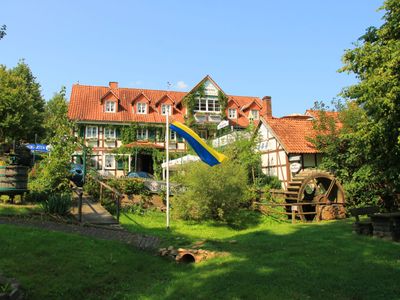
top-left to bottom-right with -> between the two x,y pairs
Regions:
203,79 -> 219,96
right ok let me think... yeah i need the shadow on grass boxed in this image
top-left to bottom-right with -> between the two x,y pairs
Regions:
3,216 -> 398,299
134,220 -> 400,300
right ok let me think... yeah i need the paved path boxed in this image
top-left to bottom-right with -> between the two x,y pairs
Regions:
0,216 -> 160,251
71,196 -> 119,225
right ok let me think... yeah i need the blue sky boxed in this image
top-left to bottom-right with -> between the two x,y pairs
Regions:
1,0 -> 383,117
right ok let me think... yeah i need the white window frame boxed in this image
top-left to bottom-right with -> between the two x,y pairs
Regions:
161,104 -> 172,116
194,96 -> 221,113
228,108 -> 237,119
137,102 -> 147,114
105,101 -> 116,113
86,126 -> 98,139
170,131 -> 176,141
104,154 -> 115,169
250,109 -> 259,120
137,128 -> 148,140
104,127 -> 116,140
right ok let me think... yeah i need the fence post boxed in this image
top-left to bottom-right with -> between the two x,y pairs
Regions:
78,189 -> 83,223
116,194 -> 121,223
291,205 -> 297,224
99,183 -> 103,203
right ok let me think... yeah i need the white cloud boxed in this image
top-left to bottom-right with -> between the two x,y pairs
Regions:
176,81 -> 188,90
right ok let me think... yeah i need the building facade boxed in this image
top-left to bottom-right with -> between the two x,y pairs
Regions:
68,75 -> 272,177
257,110 -> 340,189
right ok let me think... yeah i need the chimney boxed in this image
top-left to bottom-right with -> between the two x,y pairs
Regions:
262,96 -> 272,118
109,81 -> 118,89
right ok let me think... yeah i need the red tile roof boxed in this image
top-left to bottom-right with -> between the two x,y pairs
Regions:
68,83 -> 270,127
262,116 -> 318,154
262,110 -> 342,154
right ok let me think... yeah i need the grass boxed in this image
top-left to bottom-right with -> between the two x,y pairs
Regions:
0,210 -> 400,299
0,203 -> 42,216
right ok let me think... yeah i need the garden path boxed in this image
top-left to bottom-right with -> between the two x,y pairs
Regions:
71,195 -> 118,225
0,216 -> 160,251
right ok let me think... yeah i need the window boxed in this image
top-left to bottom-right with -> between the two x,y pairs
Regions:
104,155 -> 115,169
161,104 -> 172,116
90,156 -> 98,169
105,101 -> 116,113
137,103 -> 147,114
170,131 -> 176,141
194,95 -> 220,112
86,126 -> 98,139
137,128 -> 148,140
228,108 -> 237,119
198,130 -> 207,139
104,127 -> 116,139
250,109 -> 259,120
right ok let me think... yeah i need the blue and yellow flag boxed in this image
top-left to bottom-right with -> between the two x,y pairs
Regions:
169,121 -> 227,166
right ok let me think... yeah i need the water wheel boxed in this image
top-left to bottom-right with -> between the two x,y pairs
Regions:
285,169 -> 345,221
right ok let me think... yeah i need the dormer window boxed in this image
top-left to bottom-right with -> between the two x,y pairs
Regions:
250,109 -> 259,120
228,108 -> 237,119
105,101 -> 116,113
137,103 -> 147,114
161,104 -> 172,116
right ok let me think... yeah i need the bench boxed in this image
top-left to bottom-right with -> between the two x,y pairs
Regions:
349,206 -> 380,235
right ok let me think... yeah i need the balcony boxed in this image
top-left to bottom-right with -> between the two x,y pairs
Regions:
194,112 -> 222,123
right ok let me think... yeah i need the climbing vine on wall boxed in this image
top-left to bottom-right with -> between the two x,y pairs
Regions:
121,123 -> 165,144
183,83 -> 205,126
218,90 -> 228,120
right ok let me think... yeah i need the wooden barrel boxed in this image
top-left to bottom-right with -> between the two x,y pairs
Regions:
0,165 -> 28,192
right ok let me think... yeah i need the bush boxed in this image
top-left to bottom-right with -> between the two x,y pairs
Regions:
83,175 -> 100,200
255,174 -> 282,190
107,178 -> 147,195
25,190 -> 50,203
42,193 -> 72,216
173,160 -> 250,223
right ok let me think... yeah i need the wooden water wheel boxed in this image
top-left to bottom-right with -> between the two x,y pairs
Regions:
285,169 -> 345,221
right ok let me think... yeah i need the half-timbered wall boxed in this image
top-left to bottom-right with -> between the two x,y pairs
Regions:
258,123 -> 289,188
73,124 -> 186,177
258,122 -> 322,189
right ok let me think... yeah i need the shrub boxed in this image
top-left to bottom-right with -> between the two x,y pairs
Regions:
255,174 -> 282,190
25,190 -> 50,203
107,178 -> 147,195
83,175 -> 100,200
42,193 -> 72,216
173,160 -> 250,223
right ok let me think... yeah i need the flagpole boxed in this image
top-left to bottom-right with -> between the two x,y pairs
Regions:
166,106 -> 170,229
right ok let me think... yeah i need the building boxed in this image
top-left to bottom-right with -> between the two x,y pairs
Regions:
68,75 -> 272,177
257,110 -> 340,189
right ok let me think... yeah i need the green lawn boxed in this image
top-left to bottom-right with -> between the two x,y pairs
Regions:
0,211 -> 399,299
0,203 -> 42,215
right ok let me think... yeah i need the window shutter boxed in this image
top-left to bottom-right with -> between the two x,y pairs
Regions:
116,128 -> 121,138
148,128 -> 156,140
177,133 -> 183,142
117,159 -> 124,170
79,126 -> 85,137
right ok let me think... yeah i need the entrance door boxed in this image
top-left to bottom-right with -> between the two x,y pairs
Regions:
131,153 -> 154,174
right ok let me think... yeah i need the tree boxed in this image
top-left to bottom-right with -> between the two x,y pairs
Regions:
313,0 -> 400,208
0,25 -> 6,40
30,89 -> 76,192
43,87 -> 69,143
0,60 -> 45,143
